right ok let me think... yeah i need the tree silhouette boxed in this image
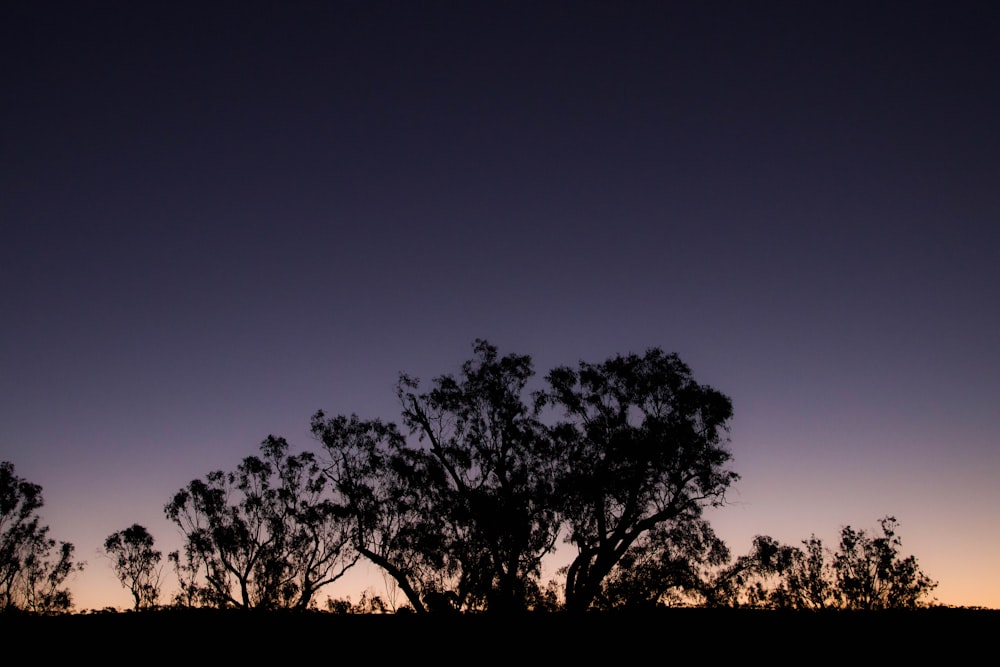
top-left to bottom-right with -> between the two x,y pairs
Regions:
595,512 -> 731,609
315,340 -> 562,613
541,348 -> 737,612
316,341 -> 739,614
164,437 -> 358,609
833,516 -> 937,609
704,534 -> 825,608
103,524 -> 162,610
396,340 -> 562,613
706,516 -> 937,609
0,461 -> 83,613
311,412 -> 441,613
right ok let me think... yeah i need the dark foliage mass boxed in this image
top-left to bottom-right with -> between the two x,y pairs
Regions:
1,340 -> 942,615
311,340 -> 741,613
103,524 -> 162,611
0,462 -> 82,613
2,607 -> 995,662
163,437 -> 357,610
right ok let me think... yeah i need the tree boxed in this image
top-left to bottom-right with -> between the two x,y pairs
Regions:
595,512 -> 731,609
394,340 -> 563,613
709,516 -> 937,610
164,437 -> 358,609
0,461 -> 83,613
702,534 -> 827,609
311,412 -> 447,614
541,348 -> 737,612
315,342 -> 739,613
103,524 -> 162,610
315,340 -> 563,614
833,515 -> 937,610
776,534 -> 835,610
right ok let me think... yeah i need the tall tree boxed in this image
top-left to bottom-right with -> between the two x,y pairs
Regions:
316,340 -> 563,613
0,461 -> 83,613
103,523 -> 162,610
395,340 -> 563,613
312,412 -> 447,613
164,437 -> 358,609
542,348 -> 737,612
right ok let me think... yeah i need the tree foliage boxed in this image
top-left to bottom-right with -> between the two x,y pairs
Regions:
832,516 -> 937,609
0,461 -> 83,613
595,513 -> 731,609
706,516 -> 937,610
103,523 -> 162,610
316,340 -> 739,613
315,340 -> 563,613
311,412 -> 445,613
541,348 -> 737,611
2,344 -> 946,615
164,437 -> 358,609
395,340 -> 563,613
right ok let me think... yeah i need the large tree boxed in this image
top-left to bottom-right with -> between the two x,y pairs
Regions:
311,412 -> 446,613
314,340 -> 564,613
103,523 -> 162,611
164,437 -> 358,609
542,348 -> 737,612
0,461 -> 83,613
316,342 -> 738,613
395,340 -> 563,613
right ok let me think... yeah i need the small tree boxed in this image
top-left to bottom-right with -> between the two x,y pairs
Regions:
711,516 -> 937,610
103,524 -> 162,610
164,436 -> 358,609
833,516 -> 937,610
704,534 -> 828,609
0,461 -> 83,613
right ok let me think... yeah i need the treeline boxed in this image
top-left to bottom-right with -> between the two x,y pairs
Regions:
1,340 -> 937,614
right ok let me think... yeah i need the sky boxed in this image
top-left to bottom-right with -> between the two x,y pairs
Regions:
2,1 -> 998,611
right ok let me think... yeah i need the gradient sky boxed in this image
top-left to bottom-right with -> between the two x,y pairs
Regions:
3,1 -> 998,611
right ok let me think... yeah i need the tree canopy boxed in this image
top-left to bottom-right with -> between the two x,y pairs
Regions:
164,437 -> 358,610
0,461 -> 82,613
541,348 -> 737,611
705,516 -> 938,610
2,340 -> 942,614
103,523 -> 162,611
314,340 -> 739,613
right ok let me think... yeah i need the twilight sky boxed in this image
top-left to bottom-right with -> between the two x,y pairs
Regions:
2,1 -> 998,611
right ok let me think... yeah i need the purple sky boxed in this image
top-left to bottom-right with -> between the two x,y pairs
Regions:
3,1 -> 998,611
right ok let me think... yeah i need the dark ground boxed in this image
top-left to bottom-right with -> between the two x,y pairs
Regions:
3,607 -> 995,662
0,608 -> 1000,665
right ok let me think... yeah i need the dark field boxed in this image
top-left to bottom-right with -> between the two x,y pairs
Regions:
4,607 -> 995,662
